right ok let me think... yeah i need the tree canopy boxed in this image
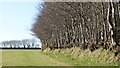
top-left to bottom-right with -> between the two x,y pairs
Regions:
31,2 -> 120,51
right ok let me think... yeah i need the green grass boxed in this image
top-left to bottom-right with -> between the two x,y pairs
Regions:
40,49 -> 119,66
2,49 -> 69,66
0,50 -> 2,67
1,49 -> 119,66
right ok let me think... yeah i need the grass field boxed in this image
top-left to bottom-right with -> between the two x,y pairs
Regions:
1,49 -> 119,66
2,49 -> 70,66
0,50 -> 2,67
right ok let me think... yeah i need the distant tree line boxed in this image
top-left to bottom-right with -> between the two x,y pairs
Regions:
31,2 -> 120,55
0,39 -> 40,48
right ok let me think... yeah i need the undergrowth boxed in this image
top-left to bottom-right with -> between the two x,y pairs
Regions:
40,47 -> 119,66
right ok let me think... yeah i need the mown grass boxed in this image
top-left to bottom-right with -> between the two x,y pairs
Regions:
2,49 -> 69,66
40,48 -> 119,66
0,50 -> 2,67
1,49 -> 119,66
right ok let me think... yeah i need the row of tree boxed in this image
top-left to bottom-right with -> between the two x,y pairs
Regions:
0,39 -> 40,48
31,2 -> 120,51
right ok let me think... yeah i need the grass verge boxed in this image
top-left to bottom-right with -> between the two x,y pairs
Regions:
40,48 -> 119,66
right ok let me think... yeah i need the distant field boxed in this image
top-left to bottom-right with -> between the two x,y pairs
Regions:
2,49 -> 69,66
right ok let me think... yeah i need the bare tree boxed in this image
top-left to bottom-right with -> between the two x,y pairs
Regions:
31,2 -> 120,53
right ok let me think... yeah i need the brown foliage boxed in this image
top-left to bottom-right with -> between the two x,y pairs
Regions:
31,2 -> 120,55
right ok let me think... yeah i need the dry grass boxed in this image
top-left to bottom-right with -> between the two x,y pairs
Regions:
43,47 -> 119,66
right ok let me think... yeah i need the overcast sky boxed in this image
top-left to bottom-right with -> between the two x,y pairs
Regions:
0,1 -> 42,42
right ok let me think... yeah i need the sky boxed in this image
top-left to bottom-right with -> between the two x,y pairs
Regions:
0,1 -> 42,42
